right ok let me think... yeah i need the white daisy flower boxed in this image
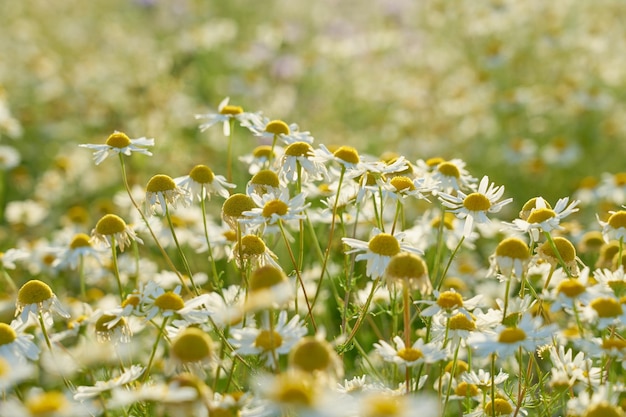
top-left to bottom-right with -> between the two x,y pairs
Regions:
74,365 -> 144,401
425,158 -> 476,193
144,174 -> 191,215
581,293 -> 626,330
279,141 -> 329,183
195,96 -> 256,136
438,176 -> 513,238
79,130 -> 154,165
567,385 -> 623,417
244,116 -> 314,146
51,232 -> 104,270
416,289 -> 482,319
239,144 -> 284,175
229,311 -> 307,369
242,189 -> 309,228
598,209 -> 626,243
373,336 -> 447,370
510,196 -> 580,242
230,234 -> 281,270
0,356 -> 35,392
1,388 -> 98,417
0,320 -> 40,362
0,247 -> 30,270
489,236 -> 531,278
175,164 -> 235,202
15,279 -> 70,325
91,213 -> 142,252
343,228 -> 423,279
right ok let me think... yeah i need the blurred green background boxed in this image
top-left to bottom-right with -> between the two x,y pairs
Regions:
1,0 -> 625,236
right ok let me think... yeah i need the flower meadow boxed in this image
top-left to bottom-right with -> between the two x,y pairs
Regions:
4,1 -> 626,417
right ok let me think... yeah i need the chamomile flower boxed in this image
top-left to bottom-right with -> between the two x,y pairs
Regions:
280,141 -> 329,183
438,176 -> 512,237
383,174 -> 436,204
510,196 -> 580,241
229,311 -> 307,369
596,172 -> 626,205
242,189 -> 309,227
245,265 -> 293,312
94,312 -> 133,344
567,386 -> 624,417
314,144 -> 370,175
15,279 -> 70,324
1,389 -> 96,417
536,236 -> 580,277
289,334 -> 344,381
468,313 -> 557,358
141,284 -> 207,321
384,252 -> 432,294
222,193 -> 256,231
52,233 -> 103,270
0,247 -> 30,270
352,390 -> 440,417
0,320 -> 39,362
0,356 -> 35,392
175,164 -> 235,201
582,293 -> 626,330
490,236 -> 531,278
79,130 -> 154,165
428,158 -> 476,193
245,116 -> 314,145
373,336 -> 446,370
91,214 -> 142,252
342,228 -> 423,279
239,145 -> 283,175
145,174 -> 191,215
169,326 -> 215,372
599,210 -> 626,243
195,96 -> 253,136
593,266 -> 626,296
548,267 -> 595,313
230,234 -> 281,270
417,289 -> 482,319
74,365 -> 144,401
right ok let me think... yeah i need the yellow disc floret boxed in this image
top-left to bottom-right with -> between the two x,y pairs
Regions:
95,214 -> 127,236
437,291 -> 464,310
254,330 -> 284,351
105,131 -> 131,148
583,402 -> 624,417
189,165 -> 215,184
18,280 -> 53,305
0,323 -> 17,346
289,337 -> 332,373
390,176 -> 415,192
463,193 -> 491,211
285,142 -> 312,157
556,279 -> 586,298
484,398 -> 513,416
69,233 -> 92,249
590,297 -> 623,318
385,253 -> 427,280
239,235 -> 267,256
171,327 -> 214,363
220,104 -> 243,115
498,327 -> 526,344
249,266 -> 287,292
449,312 -> 476,331
146,174 -> 177,192
262,200 -> 289,218
437,162 -> 460,178
495,237 -> 530,260
154,291 -> 185,312
333,146 -> 360,164
26,391 -> 69,415
397,347 -> 423,362
526,208 -> 556,224
368,234 -> 400,257
222,194 -> 255,218
265,120 -> 290,135
608,211 -> 626,230
250,170 -> 280,188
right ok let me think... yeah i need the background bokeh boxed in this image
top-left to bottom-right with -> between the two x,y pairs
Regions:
2,0 -> 626,238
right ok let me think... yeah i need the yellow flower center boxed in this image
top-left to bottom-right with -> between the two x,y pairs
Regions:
390,176 -> 415,192
463,192 -> 492,211
495,237 -> 530,260
274,375 -> 314,406
105,131 -> 131,148
436,291 -> 464,310
26,391 -> 69,415
239,235 -> 267,256
538,237 -> 577,263
431,213 -> 455,230
526,208 -> 556,224
437,162 -> 460,178
265,120 -> 290,135
254,330 -> 284,351
521,197 -> 552,214
95,214 -> 127,235
285,142 -> 313,157
249,266 -> 287,291
290,337 -> 332,373
608,211 -> 626,230
69,233 -> 92,249
171,327 -> 214,363
220,104 -> 243,115
368,234 -> 400,257
0,357 -> 9,376
445,359 -> 469,376
498,327 -> 526,344
95,314 -> 127,333
602,338 -> 626,351
262,199 -> 289,218
146,174 -> 176,192
18,279 -> 53,305
365,395 -> 401,417
455,382 -> 479,397
154,291 -> 185,311
591,297 -> 623,318
0,323 -> 17,345
121,294 -> 141,308
426,157 -> 445,167
223,230 -> 237,242
396,347 -> 423,362
252,145 -> 274,159
615,173 -> 626,186
222,194 -> 255,217
556,279 -> 586,298
583,402 -> 624,417
333,146 -> 360,164
250,170 -> 280,188
484,398 -> 513,416
449,312 -> 476,331
580,231 -> 605,252
189,165 -> 215,184
66,206 -> 89,224
385,253 -> 427,279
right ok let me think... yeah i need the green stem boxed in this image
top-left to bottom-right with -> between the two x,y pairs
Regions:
200,185 -> 220,291
164,205 -> 198,295
110,236 -> 125,301
143,317 -> 168,382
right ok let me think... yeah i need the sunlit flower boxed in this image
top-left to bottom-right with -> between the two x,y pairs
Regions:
74,365 -> 144,401
230,311 -> 307,369
384,252 -> 432,294
79,130 -> 154,165
242,189 -> 309,228
510,196 -> 580,241
427,158 -> 476,193
1,389 -> 96,417
245,116 -> 314,145
145,174 -> 191,215
0,320 -> 39,362
490,236 -> 531,278
52,233 -> 103,270
438,176 -> 512,237
15,279 -> 70,324
598,210 -> 626,243
230,233 -> 281,270
280,141 -> 329,183
175,164 -> 235,202
195,96 -> 254,136
536,236 -> 580,277
91,214 -> 142,252
289,334 -> 344,381
373,336 -> 446,370
343,228 -> 423,279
